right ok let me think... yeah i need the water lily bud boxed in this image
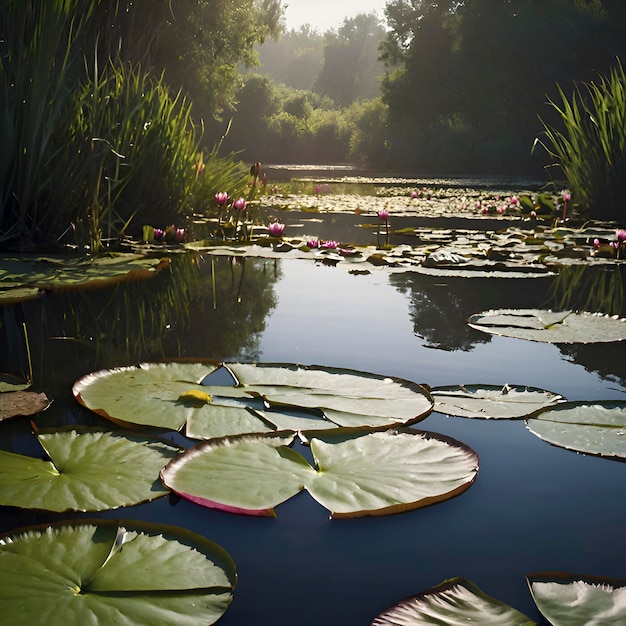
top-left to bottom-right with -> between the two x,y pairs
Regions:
377,209 -> 389,221
267,222 -> 285,237
215,192 -> 228,206
233,198 -> 247,211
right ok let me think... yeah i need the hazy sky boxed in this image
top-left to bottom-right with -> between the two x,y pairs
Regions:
283,0 -> 387,32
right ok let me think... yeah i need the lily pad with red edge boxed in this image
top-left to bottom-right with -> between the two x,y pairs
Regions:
431,383 -> 567,419
0,519 -> 236,626
0,390 -> 52,421
467,308 -> 626,343
0,426 -> 182,512
525,400 -> 626,459
160,427 -> 479,519
527,572 -> 626,625
73,361 -> 434,438
371,577 -> 536,625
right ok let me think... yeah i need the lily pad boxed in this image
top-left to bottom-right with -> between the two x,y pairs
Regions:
0,519 -> 236,626
431,384 -> 567,419
0,390 -> 52,421
527,572 -> 626,625
73,361 -> 434,438
468,309 -> 626,343
525,401 -> 626,459
0,254 -> 171,305
160,428 -> 479,518
371,577 -> 535,625
0,374 -> 31,393
0,427 -> 182,512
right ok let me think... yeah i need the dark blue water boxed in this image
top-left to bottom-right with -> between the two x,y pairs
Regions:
1,254 -> 625,625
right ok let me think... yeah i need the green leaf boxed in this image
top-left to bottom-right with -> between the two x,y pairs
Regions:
0,427 -> 182,512
0,519 -> 236,626
525,401 -> 626,459
371,577 -> 536,625
431,384 -> 567,419
468,309 -> 626,343
73,361 -> 434,438
527,572 -> 626,625
161,428 -> 479,518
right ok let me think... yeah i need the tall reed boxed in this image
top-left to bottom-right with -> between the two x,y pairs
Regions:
537,60 -> 626,222
0,0 -> 88,245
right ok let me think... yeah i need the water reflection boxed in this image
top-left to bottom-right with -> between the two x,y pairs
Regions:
0,253 -> 279,387
389,273 -> 554,351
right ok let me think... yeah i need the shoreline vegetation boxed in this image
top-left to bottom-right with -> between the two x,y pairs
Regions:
1,1 -> 624,255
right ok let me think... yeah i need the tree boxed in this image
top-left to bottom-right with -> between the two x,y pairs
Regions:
152,0 -> 285,121
314,13 -> 387,106
380,0 -> 625,175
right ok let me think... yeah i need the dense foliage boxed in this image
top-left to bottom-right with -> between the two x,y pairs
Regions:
380,0 -> 626,176
0,0 -> 281,250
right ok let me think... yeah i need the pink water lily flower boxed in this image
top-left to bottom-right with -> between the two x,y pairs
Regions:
267,222 -> 285,237
306,238 -> 319,248
377,209 -> 389,221
321,240 -> 338,249
215,192 -> 228,206
616,229 -> 626,242
233,197 -> 247,211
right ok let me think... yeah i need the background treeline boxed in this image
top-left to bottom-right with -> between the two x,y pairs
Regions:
213,0 -> 626,177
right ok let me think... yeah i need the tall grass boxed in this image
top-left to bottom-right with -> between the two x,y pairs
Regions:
1,0 -> 251,252
537,60 -> 626,222
0,0 -> 88,244
57,62 -> 201,250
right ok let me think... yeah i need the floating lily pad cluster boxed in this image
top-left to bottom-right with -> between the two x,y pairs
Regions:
431,382 -> 626,460
371,573 -> 626,625
2,350 -> 623,623
0,254 -> 171,305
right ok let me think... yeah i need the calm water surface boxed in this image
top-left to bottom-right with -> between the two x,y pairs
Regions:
1,251 -> 625,624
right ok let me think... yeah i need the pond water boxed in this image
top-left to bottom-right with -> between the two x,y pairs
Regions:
1,172 -> 625,625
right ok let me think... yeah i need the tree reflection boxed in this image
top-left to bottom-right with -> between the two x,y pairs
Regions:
0,253 -> 279,388
389,273 -> 553,351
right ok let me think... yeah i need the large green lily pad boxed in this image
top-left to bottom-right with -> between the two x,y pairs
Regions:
431,384 -> 567,419
468,309 -> 626,343
527,572 -> 626,625
525,401 -> 626,459
371,577 -> 535,625
0,519 -> 236,626
160,428 -> 479,518
0,427 -> 182,512
73,361 -> 434,438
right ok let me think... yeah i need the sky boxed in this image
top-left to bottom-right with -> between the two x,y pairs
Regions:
283,0 -> 388,33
